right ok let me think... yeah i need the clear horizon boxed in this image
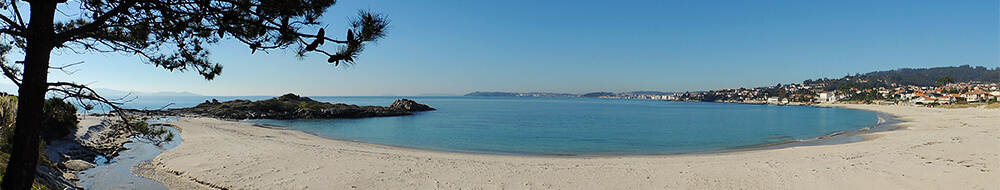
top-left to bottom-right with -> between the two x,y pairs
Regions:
3,0 -> 996,96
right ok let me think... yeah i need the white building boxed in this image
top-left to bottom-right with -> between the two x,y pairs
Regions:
766,97 -> 780,103
816,92 -> 837,102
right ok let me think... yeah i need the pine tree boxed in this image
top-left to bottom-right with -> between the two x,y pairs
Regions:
0,0 -> 389,188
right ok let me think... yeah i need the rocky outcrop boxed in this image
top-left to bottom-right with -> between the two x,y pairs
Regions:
390,99 -> 436,112
163,93 -> 435,120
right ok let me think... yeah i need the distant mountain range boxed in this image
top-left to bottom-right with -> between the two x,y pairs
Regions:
3,65 -> 995,98
95,88 -> 203,97
415,93 -> 460,96
0,83 -> 203,97
469,65 -> 998,97
464,92 -> 582,98
464,91 -> 687,98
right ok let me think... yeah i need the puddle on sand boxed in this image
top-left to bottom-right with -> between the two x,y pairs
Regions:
76,117 -> 181,189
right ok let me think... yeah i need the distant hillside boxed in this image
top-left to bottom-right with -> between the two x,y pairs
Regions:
803,65 -> 999,91
581,92 -> 614,98
465,92 -> 519,97
467,65 -> 997,99
864,65 -> 998,86
466,91 -> 693,98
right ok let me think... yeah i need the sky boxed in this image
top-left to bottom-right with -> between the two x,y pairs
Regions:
6,0 -> 998,96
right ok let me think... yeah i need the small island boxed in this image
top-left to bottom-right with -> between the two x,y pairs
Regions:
136,93 -> 435,120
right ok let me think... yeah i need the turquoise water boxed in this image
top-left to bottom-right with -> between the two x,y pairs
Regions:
224,96 -> 880,155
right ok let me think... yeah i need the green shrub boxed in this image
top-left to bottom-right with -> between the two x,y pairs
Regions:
40,98 -> 78,142
0,96 -> 81,149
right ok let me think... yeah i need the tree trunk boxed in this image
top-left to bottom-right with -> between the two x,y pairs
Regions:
1,1 -> 57,189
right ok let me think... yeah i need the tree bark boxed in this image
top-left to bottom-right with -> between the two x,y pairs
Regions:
1,1 -> 57,189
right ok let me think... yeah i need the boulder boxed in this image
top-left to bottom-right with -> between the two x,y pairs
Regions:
390,99 -> 436,112
60,159 -> 96,171
276,93 -> 313,101
62,172 -> 79,181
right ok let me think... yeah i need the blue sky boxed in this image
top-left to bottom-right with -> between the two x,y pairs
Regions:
10,0 -> 998,96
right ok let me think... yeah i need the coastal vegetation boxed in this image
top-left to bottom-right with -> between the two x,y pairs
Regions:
0,96 -> 79,151
39,98 -> 78,142
0,0 -> 390,188
0,95 -> 84,190
0,95 -> 15,153
802,65 -> 999,89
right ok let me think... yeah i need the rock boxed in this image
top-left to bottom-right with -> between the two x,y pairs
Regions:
276,93 -> 312,101
62,172 -> 79,181
390,99 -> 436,112
60,159 -> 96,171
75,119 -> 132,157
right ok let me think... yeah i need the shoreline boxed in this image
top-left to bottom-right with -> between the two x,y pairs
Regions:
697,111 -> 901,155
242,103 -> 893,157
42,115 -> 183,189
138,104 -> 999,189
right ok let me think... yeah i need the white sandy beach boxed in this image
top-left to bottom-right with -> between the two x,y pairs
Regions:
137,105 -> 1000,189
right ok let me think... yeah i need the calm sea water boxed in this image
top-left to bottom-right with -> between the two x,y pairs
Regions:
179,96 -> 885,156
109,96 -> 878,155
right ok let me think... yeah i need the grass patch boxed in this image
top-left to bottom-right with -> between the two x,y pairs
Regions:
986,103 -> 1000,109
937,103 -> 983,109
0,152 -> 51,190
937,103 -> 1000,109
0,95 -> 52,189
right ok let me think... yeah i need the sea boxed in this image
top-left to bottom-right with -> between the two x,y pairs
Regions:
108,96 -> 881,156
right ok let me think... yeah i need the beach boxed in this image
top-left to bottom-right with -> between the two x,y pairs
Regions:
136,105 -> 1000,189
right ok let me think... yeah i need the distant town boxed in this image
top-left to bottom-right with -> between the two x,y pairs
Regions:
467,65 -> 1000,106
